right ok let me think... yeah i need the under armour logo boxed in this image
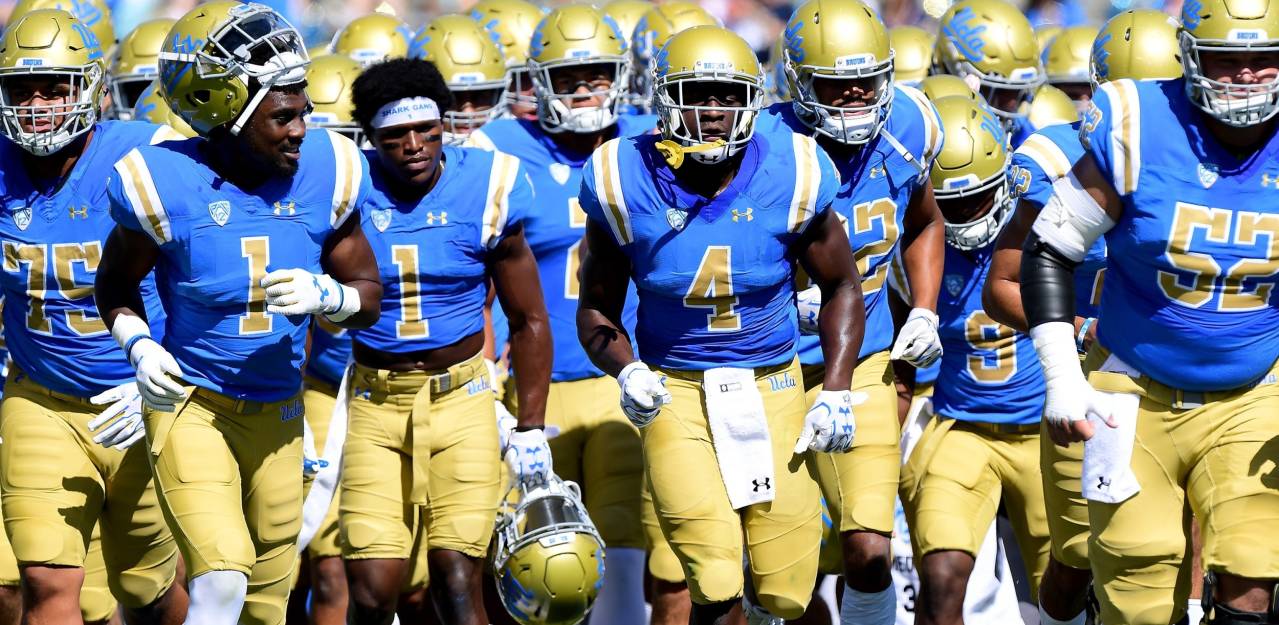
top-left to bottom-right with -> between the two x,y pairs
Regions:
352,387 -> 372,401
312,276 -> 330,300
732,208 -> 753,222
752,477 -> 771,492
869,165 -> 886,179
1263,173 -> 1279,189
273,200 -> 296,216
303,457 -> 330,475
1097,476 -> 1111,490
68,205 -> 88,219
427,211 -> 448,225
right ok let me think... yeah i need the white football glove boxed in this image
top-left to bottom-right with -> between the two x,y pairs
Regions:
795,286 -> 821,335
495,400 -> 517,452
1031,322 -> 1116,439
891,307 -> 943,368
88,382 -> 146,450
129,338 -> 186,412
794,389 -> 868,454
504,428 -> 553,489
618,361 -> 671,428
261,269 -> 352,318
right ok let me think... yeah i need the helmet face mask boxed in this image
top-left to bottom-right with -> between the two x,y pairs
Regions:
1179,0 -> 1279,127
532,58 -> 629,134
503,66 -> 539,119
929,94 -> 1011,250
789,57 -> 895,146
444,85 -> 505,143
1182,37 -> 1279,127
657,75 -> 761,163
0,10 -> 105,156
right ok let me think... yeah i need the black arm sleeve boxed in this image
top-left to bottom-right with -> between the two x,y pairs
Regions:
1020,232 -> 1079,328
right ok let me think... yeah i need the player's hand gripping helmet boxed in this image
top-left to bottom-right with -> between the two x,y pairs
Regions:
929,95 -> 1011,250
108,18 -> 175,120
1181,0 -> 1279,127
415,15 -> 508,144
631,2 -> 719,107
653,25 -> 763,167
784,0 -> 894,145
159,1 -> 310,137
470,0 -> 546,117
331,12 -> 413,67
1042,25 -> 1098,104
12,0 -> 116,52
528,5 -> 631,134
492,477 -> 605,625
936,0 -> 1044,125
133,79 -> 196,137
0,9 -> 105,155
890,25 -> 936,86
1091,9 -> 1183,87
304,54 -> 364,145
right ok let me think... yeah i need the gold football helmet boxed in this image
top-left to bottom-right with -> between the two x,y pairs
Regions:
602,0 -> 651,49
765,38 -> 790,103
1035,24 -> 1063,55
304,54 -> 363,145
0,9 -> 105,155
12,0 -> 115,51
1181,0 -> 1279,126
1091,9 -> 1182,86
936,0 -> 1043,121
528,5 -> 631,133
133,79 -> 196,137
470,0 -> 545,116
929,95 -> 1010,250
416,15 -> 508,143
493,478 -> 604,625
107,18 -> 174,120
654,26 -> 763,165
631,2 -> 719,105
158,1 -> 310,136
1026,83 -> 1079,128
1042,25 -> 1097,104
919,74 -> 983,105
890,25 -> 936,86
331,13 -> 413,67
784,0 -> 894,145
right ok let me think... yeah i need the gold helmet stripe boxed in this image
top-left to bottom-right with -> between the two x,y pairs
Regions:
115,150 -> 172,245
483,152 -> 521,249
788,133 -> 821,233
593,138 -> 634,246
1015,133 -> 1073,179
329,131 -> 363,229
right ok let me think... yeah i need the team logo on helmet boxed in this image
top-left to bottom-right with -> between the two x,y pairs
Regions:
1181,0 -> 1204,29
784,20 -> 804,63
943,6 -> 987,63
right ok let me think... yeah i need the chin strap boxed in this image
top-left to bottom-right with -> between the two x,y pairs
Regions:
654,138 -> 727,169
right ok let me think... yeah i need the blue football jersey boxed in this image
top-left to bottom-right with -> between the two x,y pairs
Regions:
469,115 -> 655,381
353,145 -> 531,354
306,317 -> 350,387
1010,121 -> 1107,319
0,121 -> 178,397
1082,79 -> 1279,391
757,86 -> 944,364
932,244 -> 1045,425
579,131 -> 840,370
108,129 -> 370,402
1009,115 -> 1037,149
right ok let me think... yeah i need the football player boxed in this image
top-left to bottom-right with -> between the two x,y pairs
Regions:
1041,26 -> 1099,110
338,56 -> 549,625
934,0 -> 1045,146
94,3 -> 382,624
576,25 -> 861,625
466,6 -> 656,623
413,15 -> 508,145
331,12 -> 414,67
105,18 -> 173,121
757,2 -> 947,623
1018,0 -> 1279,623
899,94 -> 1051,625
0,9 -> 189,625
982,10 -> 1182,625
468,0 -> 545,122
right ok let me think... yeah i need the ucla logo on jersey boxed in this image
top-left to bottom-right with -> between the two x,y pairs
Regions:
1197,162 -> 1220,189
10,206 -> 30,231
945,273 -> 964,296
208,200 -> 231,226
549,162 -> 571,186
942,6 -> 986,63
371,208 -> 392,232
279,398 -> 303,422
766,371 -> 797,392
666,207 -> 687,231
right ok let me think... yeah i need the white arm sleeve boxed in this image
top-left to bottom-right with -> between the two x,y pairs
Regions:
1030,171 -> 1116,263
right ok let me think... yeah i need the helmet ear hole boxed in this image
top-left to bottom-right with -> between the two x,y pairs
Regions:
189,89 -> 211,105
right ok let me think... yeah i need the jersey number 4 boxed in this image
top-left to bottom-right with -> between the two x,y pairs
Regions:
3,241 -> 106,336
685,246 -> 740,332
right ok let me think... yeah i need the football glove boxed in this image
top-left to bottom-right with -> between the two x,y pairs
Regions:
794,389 -> 867,454
504,428 -> 553,489
618,361 -> 671,428
891,307 -> 943,368
261,269 -> 360,321
88,382 -> 146,450
129,337 -> 187,412
795,286 -> 821,335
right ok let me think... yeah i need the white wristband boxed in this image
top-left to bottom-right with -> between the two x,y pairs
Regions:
323,283 -> 362,323
1030,321 -> 1086,385
111,314 -> 152,366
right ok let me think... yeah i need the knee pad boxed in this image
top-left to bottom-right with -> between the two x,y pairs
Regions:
1202,573 -> 1279,625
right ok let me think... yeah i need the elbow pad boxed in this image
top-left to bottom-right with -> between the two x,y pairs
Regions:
1020,233 -> 1079,327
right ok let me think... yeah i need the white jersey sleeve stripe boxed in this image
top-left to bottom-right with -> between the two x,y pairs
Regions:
789,133 -> 820,233
1016,134 -> 1073,180
328,130 -> 362,229
115,149 -> 172,245
482,152 -> 520,249
594,139 -> 634,245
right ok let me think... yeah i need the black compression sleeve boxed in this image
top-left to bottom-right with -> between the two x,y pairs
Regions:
1020,233 -> 1079,328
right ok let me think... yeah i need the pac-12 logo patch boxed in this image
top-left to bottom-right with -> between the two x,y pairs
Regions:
11,206 -> 30,231
371,208 -> 392,232
945,274 -> 964,296
208,200 -> 231,226
1197,162 -> 1219,189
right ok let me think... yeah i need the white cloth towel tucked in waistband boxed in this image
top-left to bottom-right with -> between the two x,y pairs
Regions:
1083,353 -> 1141,504
298,357 -> 353,550
703,367 -> 775,510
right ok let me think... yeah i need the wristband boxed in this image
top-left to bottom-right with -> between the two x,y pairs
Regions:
513,424 -> 545,432
122,335 -> 148,365
1076,317 -> 1096,354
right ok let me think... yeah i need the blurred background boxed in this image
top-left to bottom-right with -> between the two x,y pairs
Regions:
0,0 -> 1185,61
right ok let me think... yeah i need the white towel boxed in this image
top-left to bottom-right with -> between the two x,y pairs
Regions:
297,357 -> 353,551
899,396 -> 933,465
1082,354 -> 1141,504
703,367 -> 775,510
